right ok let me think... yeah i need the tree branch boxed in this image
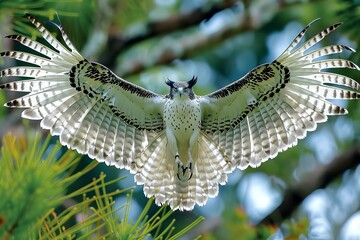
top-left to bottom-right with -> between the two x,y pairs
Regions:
116,13 -> 253,78
99,0 -> 239,69
102,0 -> 301,77
258,144 -> 360,226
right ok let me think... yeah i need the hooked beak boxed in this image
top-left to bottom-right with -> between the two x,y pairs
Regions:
178,87 -> 184,97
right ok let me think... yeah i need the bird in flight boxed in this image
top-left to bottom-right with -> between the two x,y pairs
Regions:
1,14 -> 359,211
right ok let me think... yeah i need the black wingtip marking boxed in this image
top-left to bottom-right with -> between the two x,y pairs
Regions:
334,22 -> 343,27
5,101 -> 14,107
341,45 -> 356,53
25,13 -> 34,19
4,35 -> 18,39
350,61 -> 360,70
6,99 -> 22,107
333,22 -> 343,29
0,51 -> 16,58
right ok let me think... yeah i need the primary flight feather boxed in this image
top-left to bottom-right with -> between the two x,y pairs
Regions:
1,14 -> 359,211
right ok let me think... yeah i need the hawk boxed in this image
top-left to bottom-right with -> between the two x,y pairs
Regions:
1,14 -> 359,211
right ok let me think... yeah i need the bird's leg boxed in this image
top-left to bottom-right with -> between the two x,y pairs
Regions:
183,130 -> 199,181
166,130 -> 182,177
175,137 -> 196,181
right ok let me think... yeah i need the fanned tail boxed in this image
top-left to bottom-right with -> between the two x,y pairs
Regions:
135,133 -> 232,211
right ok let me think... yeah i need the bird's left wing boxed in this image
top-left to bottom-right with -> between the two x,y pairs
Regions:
200,20 -> 360,169
0,14 -> 165,170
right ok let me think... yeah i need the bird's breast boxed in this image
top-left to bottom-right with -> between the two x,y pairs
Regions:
164,98 -> 201,139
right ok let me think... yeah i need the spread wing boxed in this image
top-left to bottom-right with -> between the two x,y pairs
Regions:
200,20 -> 360,169
0,14 -> 165,170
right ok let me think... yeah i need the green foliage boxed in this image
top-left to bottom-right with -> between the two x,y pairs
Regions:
0,0 -> 96,51
281,218 -> 310,240
0,132 -> 203,239
0,132 -> 76,239
337,0 -> 360,36
337,0 -> 360,62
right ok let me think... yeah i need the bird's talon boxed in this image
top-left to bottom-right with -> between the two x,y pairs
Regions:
176,160 -> 193,181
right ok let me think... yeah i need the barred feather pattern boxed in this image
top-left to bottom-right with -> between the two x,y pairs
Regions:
1,15 -> 359,212
201,19 -> 360,169
134,133 -> 231,210
0,14 -> 233,211
0,14 -> 164,172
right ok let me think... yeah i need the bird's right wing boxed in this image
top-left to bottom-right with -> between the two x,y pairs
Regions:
200,20 -> 360,169
0,14 -> 166,171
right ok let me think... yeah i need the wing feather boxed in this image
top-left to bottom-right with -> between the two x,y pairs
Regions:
0,51 -> 55,66
239,117 -> 252,167
201,21 -> 360,169
2,14 -> 360,211
4,35 -> 59,59
83,102 -> 108,157
65,100 -> 98,154
281,18 -> 319,54
1,14 -> 165,172
253,109 -> 271,156
293,45 -> 355,62
22,90 -> 78,119
54,95 -> 91,131
258,102 -> 279,158
247,113 -> 267,163
281,21 -> 341,59
96,109 -> 116,160
264,100 -> 288,148
25,14 -> 81,63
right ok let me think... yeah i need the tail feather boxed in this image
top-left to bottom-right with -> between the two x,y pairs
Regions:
134,133 -> 231,211
1,14 -> 359,212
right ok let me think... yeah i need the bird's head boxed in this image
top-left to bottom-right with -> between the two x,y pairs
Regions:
166,76 -> 197,100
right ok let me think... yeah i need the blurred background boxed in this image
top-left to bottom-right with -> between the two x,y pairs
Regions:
0,0 -> 360,239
